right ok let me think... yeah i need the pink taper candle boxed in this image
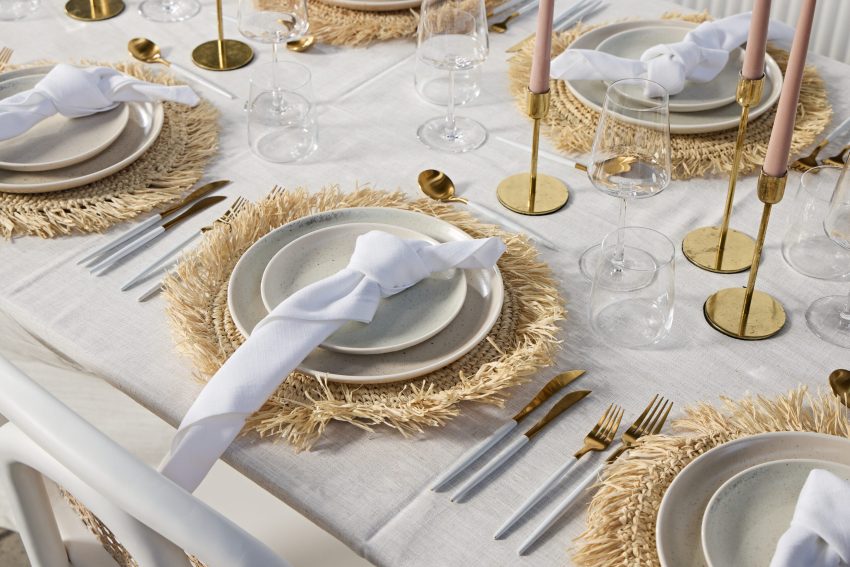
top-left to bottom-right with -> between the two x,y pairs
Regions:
742,1 -> 772,79
763,0 -> 817,177
529,0 -> 555,93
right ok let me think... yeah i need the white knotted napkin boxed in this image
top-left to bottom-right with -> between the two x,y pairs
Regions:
770,469 -> 850,567
0,63 -> 199,141
159,230 -> 506,491
550,12 -> 795,97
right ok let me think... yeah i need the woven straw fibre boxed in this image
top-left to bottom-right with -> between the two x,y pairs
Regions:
0,62 -> 219,239
573,387 -> 850,567
507,12 -> 832,180
163,185 -> 565,451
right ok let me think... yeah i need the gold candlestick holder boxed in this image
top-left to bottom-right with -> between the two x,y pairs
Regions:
65,0 -> 124,21
192,0 -> 253,71
497,89 -> 569,216
682,73 -> 765,273
704,170 -> 787,340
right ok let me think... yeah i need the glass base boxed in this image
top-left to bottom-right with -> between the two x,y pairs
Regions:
592,298 -> 672,348
139,0 -> 199,21
806,295 -> 850,349
417,116 -> 487,153
580,243 -> 656,291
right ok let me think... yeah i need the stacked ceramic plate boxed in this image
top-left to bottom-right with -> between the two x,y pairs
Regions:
318,0 -> 420,12
564,20 -> 784,134
656,431 -> 850,566
227,207 -> 505,384
0,66 -> 164,194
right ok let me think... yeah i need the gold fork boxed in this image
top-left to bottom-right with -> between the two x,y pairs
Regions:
825,144 -> 850,167
494,403 -> 624,539
0,47 -> 13,72
791,140 -> 830,172
201,196 -> 247,233
606,394 -> 673,463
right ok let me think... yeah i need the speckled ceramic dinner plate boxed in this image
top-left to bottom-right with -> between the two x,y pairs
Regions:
0,67 -> 131,172
260,222 -> 468,355
701,458 -> 850,567
656,432 -> 850,567
318,0 -> 421,13
228,207 -> 504,384
564,20 -> 783,134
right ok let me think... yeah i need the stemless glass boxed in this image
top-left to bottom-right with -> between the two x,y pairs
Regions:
579,78 -> 672,281
416,0 -> 489,153
238,0 -> 309,64
139,0 -> 198,22
590,227 -> 676,348
246,61 -> 317,163
806,159 -> 850,348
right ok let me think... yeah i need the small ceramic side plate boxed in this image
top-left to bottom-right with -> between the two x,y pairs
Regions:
701,458 -> 850,567
260,222 -> 468,355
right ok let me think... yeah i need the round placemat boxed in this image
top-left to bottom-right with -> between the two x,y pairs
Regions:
0,61 -> 219,239
507,12 -> 832,180
572,387 -> 850,567
164,185 -> 565,450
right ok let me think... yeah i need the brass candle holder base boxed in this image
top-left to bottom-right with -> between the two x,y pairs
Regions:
704,288 -> 786,340
682,226 -> 756,273
682,73 -> 764,273
497,174 -> 568,215
65,0 -> 124,20
192,40 -> 254,71
497,89 -> 569,216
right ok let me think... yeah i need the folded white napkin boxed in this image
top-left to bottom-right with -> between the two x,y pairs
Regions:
770,469 -> 850,567
0,63 -> 199,141
550,12 -> 795,97
159,230 -> 506,491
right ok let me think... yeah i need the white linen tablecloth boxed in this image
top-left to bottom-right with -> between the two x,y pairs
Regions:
1,1 -> 849,565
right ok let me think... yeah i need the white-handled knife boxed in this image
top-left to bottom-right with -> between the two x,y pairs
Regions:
430,370 -> 586,491
121,232 -> 199,291
450,389 -> 591,502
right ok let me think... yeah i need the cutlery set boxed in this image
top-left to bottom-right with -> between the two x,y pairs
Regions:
791,116 -> 850,172
431,375 -> 673,555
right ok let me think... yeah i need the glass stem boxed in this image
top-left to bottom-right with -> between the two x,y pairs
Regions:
271,42 -> 283,113
614,197 -> 628,266
445,66 -> 458,140
840,290 -> 850,331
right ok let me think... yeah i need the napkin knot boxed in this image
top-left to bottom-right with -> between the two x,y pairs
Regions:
347,231 -> 432,295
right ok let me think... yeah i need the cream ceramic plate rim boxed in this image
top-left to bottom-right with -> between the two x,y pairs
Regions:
564,20 -> 783,134
700,458 -> 850,567
656,431 -> 850,567
227,207 -> 504,384
595,25 -> 742,112
259,221 -> 468,355
0,66 -> 131,171
0,66 -> 164,194
317,0 -> 421,13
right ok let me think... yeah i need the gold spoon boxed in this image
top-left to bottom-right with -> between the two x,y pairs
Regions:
829,369 -> 850,408
127,37 -> 235,99
288,36 -> 316,52
417,169 -> 558,250
489,12 -> 519,33
825,144 -> 850,167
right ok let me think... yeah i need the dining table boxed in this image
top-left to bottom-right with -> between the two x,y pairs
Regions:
1,0 -> 849,564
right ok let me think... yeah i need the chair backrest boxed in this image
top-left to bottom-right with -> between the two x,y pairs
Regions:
0,355 -> 290,567
669,0 -> 850,64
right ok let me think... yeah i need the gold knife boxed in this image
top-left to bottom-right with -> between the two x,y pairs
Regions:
90,196 -> 227,275
78,179 -> 231,266
430,369 -> 586,491
451,389 -> 591,501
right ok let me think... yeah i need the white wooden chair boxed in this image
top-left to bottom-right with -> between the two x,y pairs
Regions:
0,354 -> 291,567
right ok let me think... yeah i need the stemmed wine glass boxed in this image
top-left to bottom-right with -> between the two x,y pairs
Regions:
806,159 -> 850,348
238,0 -> 308,66
416,0 -> 489,153
139,0 -> 199,22
578,78 -> 672,284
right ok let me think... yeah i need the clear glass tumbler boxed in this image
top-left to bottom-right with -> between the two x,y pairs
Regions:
246,61 -> 317,163
589,226 -> 676,348
783,165 -> 850,280
0,0 -> 39,20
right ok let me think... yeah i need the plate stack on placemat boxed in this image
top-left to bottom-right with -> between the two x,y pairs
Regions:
572,388 -> 850,567
164,185 -> 565,450
0,62 -> 218,238
507,12 -> 833,180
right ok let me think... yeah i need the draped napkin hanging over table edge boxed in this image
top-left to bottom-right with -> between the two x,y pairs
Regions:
507,11 -> 832,180
163,185 -> 566,451
572,387 -> 850,567
0,61 -> 219,239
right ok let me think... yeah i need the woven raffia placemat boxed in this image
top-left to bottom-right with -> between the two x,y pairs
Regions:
573,387 -> 850,566
507,12 -> 833,180
164,185 -> 564,450
0,62 -> 219,239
